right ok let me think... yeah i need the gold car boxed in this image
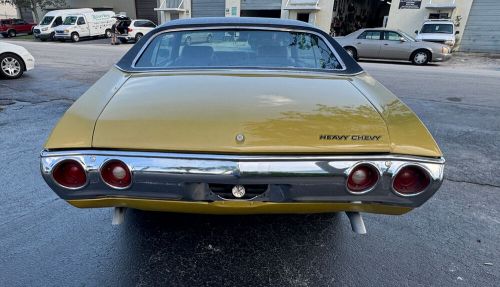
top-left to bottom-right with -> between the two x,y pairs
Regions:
40,18 -> 444,233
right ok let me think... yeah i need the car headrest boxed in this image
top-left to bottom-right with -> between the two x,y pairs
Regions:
257,45 -> 288,58
181,45 -> 214,59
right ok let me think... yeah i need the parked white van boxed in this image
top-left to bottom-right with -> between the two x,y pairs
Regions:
33,8 -> 94,41
415,19 -> 458,47
54,11 -> 115,42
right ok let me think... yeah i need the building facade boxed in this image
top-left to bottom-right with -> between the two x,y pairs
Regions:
30,0 -> 500,53
0,2 -> 19,19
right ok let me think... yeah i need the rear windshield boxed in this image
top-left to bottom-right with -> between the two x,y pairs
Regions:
0,20 -> 11,25
135,29 -> 343,70
421,24 -> 453,34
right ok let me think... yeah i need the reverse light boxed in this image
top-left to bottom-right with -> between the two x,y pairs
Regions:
100,160 -> 132,189
52,160 -> 87,189
393,166 -> 431,196
347,164 -> 379,193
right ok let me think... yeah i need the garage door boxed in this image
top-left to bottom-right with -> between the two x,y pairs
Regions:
191,0 -> 225,18
460,0 -> 500,53
241,0 -> 282,10
135,0 -> 158,24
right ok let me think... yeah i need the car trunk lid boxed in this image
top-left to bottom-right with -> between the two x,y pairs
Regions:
92,72 -> 391,154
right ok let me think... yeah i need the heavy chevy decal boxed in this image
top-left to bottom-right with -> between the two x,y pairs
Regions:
319,135 -> 383,141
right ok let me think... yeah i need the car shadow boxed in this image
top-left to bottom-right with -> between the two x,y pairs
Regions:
114,209 -> 350,285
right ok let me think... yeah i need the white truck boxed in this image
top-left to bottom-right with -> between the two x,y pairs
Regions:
54,11 -> 115,42
33,8 -> 94,41
415,19 -> 458,47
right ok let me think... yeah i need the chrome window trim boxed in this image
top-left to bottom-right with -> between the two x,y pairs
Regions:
129,26 -> 347,72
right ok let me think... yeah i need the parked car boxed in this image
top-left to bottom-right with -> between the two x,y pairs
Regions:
40,18 -> 444,234
0,42 -> 35,79
336,28 -> 452,65
0,18 -> 37,38
54,11 -> 115,42
415,19 -> 458,47
33,8 -> 94,41
116,18 -> 156,43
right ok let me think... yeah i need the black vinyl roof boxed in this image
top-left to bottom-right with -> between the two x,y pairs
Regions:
116,17 -> 363,75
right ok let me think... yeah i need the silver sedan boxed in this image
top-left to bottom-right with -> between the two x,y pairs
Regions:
335,28 -> 452,65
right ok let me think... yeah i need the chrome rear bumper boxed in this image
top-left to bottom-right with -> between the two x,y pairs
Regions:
40,150 -> 444,210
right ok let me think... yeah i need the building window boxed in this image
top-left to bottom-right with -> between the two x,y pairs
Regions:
429,13 -> 450,19
297,13 -> 310,23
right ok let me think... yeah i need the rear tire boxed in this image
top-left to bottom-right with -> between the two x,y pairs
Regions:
71,32 -> 80,42
0,53 -> 25,79
8,29 -> 16,38
344,46 -> 358,60
105,29 -> 112,38
135,33 -> 143,42
411,50 -> 430,65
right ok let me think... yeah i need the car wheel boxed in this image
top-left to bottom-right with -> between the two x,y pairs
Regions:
0,53 -> 24,79
105,29 -> 112,38
135,33 -> 143,42
344,47 -> 358,60
71,32 -> 80,42
412,50 -> 430,65
185,36 -> 191,45
8,29 -> 16,38
49,32 -> 55,41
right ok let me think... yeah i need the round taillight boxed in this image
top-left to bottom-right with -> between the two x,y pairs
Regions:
347,164 -> 379,193
101,160 -> 132,189
52,160 -> 87,189
393,166 -> 430,195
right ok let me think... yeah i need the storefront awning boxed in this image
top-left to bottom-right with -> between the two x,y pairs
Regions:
284,0 -> 321,11
154,0 -> 186,12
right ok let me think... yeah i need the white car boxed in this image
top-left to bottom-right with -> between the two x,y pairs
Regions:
116,19 -> 156,43
0,42 -> 35,79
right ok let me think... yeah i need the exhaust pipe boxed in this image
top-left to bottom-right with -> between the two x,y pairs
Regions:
345,211 -> 367,234
112,207 -> 127,225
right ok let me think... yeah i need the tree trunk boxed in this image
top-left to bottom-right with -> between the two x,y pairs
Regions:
30,0 -> 40,22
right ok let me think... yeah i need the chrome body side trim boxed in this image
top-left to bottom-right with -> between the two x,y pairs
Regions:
41,150 -> 444,208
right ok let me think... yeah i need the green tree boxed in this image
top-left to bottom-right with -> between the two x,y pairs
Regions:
0,0 -> 67,22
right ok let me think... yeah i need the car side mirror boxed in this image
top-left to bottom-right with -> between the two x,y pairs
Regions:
455,31 -> 460,35
399,37 -> 406,42
414,30 -> 418,34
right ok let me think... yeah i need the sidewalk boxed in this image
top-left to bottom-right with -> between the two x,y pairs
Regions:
447,52 -> 500,70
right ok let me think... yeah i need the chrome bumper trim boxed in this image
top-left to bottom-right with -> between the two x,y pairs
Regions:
41,150 -> 444,207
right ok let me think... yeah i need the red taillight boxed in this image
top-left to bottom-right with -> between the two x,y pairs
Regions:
127,28 -> 132,32
347,164 -> 379,193
52,160 -> 87,188
393,166 -> 430,195
100,160 -> 132,188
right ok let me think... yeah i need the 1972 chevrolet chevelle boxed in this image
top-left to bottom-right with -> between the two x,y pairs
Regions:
41,18 -> 444,233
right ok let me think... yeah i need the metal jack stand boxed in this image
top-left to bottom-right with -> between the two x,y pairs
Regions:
345,212 -> 367,234
112,207 -> 127,225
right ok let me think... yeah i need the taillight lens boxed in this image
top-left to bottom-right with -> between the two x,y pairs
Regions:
101,160 -> 132,188
347,164 -> 379,193
393,166 -> 430,195
127,28 -> 132,32
52,160 -> 87,188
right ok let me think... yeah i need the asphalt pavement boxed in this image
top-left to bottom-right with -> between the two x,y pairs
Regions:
0,39 -> 499,287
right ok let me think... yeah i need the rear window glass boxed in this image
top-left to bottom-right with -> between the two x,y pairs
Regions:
421,24 -> 453,34
135,29 -> 343,71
